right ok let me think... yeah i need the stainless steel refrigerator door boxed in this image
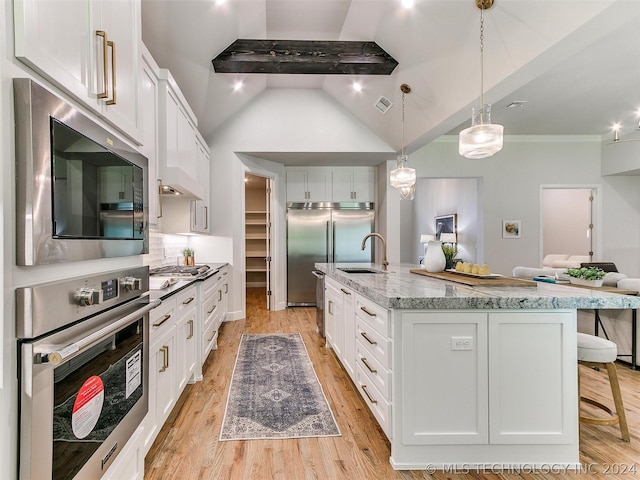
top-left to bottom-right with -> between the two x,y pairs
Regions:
287,209 -> 331,306
332,210 -> 375,263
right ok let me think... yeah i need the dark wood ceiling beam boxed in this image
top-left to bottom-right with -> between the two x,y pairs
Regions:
212,39 -> 398,75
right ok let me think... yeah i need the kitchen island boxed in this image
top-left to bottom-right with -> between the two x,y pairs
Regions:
314,263 -> 640,471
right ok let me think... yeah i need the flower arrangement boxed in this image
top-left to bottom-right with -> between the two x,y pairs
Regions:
565,266 -> 605,280
182,247 -> 194,265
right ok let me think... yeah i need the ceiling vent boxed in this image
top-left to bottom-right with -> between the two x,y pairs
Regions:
374,95 -> 393,114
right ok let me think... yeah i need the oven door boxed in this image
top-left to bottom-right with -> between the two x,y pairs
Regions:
19,298 -> 158,480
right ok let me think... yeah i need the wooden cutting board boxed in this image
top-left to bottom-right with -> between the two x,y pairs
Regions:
409,269 -> 537,287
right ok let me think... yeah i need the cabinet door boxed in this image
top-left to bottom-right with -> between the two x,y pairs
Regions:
140,49 -> 160,225
487,311 -> 578,445
14,0 -> 92,108
177,310 -> 197,392
332,171 -> 353,202
352,169 -> 375,202
306,171 -> 329,201
153,332 -> 177,425
399,311 -> 488,445
324,283 -> 339,350
341,286 -> 356,381
165,88 -> 180,168
95,0 -> 141,141
286,170 -> 308,202
177,106 -> 197,177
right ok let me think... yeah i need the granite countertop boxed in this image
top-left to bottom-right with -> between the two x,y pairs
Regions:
148,263 -> 228,302
315,263 -> 640,310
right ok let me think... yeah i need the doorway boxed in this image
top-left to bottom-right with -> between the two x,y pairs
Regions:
244,174 -> 272,309
541,186 -> 598,261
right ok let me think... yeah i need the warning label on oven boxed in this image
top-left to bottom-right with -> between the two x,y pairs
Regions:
72,375 -> 105,439
126,350 -> 142,399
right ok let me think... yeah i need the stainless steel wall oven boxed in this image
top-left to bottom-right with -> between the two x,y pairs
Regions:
13,78 -> 149,265
17,266 -> 160,480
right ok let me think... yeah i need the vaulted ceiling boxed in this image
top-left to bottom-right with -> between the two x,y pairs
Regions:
141,0 -> 640,160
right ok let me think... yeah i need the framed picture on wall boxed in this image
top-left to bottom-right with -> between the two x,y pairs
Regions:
435,214 -> 457,236
502,220 -> 521,239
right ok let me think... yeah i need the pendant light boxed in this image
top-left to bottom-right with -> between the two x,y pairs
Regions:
459,0 -> 504,159
390,83 -> 416,200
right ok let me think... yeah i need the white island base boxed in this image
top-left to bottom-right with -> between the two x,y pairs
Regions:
389,308 -> 578,470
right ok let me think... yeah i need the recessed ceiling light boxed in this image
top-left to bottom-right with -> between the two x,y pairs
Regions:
215,0 -> 226,5
505,100 -> 528,109
352,81 -> 362,92
402,0 -> 415,8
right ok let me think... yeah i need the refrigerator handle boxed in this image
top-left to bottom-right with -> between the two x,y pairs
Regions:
332,221 -> 336,263
325,221 -> 330,263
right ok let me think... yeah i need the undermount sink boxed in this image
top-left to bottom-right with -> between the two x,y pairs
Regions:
338,268 -> 384,274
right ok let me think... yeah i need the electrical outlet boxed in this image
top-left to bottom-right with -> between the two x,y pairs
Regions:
451,336 -> 473,351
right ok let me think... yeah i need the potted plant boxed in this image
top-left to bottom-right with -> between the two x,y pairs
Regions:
182,247 -> 194,266
565,266 -> 606,287
441,244 -> 458,270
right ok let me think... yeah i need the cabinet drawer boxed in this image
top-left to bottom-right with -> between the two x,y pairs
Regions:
203,294 -> 218,328
356,344 -> 392,401
355,294 -> 390,337
356,318 -> 391,369
149,298 -> 176,346
202,319 -> 218,363
176,286 -> 197,315
356,365 -> 391,439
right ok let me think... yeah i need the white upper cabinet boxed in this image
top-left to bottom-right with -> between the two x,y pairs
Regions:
139,44 -> 160,225
286,169 -> 329,202
332,169 -> 375,202
14,0 -> 142,143
286,167 -> 375,203
157,69 -> 204,200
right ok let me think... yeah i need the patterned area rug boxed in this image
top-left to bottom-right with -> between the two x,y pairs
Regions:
219,333 -> 341,440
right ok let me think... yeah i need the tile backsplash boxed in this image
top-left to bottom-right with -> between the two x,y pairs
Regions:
144,229 -> 192,268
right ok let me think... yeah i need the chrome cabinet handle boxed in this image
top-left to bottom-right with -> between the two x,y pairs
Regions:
361,385 -> 377,404
360,331 -> 377,346
153,313 -> 172,328
340,288 -> 351,295
159,346 -> 169,372
182,296 -> 194,305
360,306 -> 376,317
361,357 -> 377,374
187,319 -> 194,339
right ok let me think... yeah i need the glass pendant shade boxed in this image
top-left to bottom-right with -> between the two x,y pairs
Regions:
459,104 -> 504,159
390,155 -> 416,189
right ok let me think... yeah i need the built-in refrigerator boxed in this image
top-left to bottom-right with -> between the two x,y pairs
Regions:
287,202 -> 375,306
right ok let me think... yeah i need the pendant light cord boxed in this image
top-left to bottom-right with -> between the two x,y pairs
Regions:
401,91 -> 405,158
479,5 -> 485,121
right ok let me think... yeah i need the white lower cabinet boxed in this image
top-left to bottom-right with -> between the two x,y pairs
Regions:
103,426 -> 144,480
198,266 -> 231,371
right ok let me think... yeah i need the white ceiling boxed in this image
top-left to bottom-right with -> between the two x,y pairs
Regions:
141,0 -> 640,163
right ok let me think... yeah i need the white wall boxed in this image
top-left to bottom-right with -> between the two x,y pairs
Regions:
406,136 -> 640,277
206,89 -> 394,318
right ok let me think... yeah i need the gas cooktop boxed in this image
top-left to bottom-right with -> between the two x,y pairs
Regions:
150,264 -> 212,277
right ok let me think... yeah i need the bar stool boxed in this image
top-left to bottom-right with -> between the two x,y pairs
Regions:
577,332 -> 630,442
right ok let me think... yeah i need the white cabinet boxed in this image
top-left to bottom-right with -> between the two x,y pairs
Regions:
198,266 -> 230,372
191,134 -> 210,234
286,167 -> 375,202
325,278 -> 356,381
103,426 -> 144,480
142,284 -> 198,455
324,279 -> 343,358
157,70 -> 204,200
398,309 -> 577,447
139,44 -> 160,225
286,170 -> 329,202
14,0 -> 142,143
332,169 -> 375,202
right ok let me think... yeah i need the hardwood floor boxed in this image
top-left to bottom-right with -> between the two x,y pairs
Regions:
145,289 -> 640,479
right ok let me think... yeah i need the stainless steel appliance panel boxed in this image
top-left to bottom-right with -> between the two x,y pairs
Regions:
13,78 -> 149,265
286,203 -> 374,306
287,208 -> 331,306
332,209 -> 375,263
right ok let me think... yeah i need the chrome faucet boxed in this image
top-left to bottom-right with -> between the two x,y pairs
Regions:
361,233 -> 389,272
